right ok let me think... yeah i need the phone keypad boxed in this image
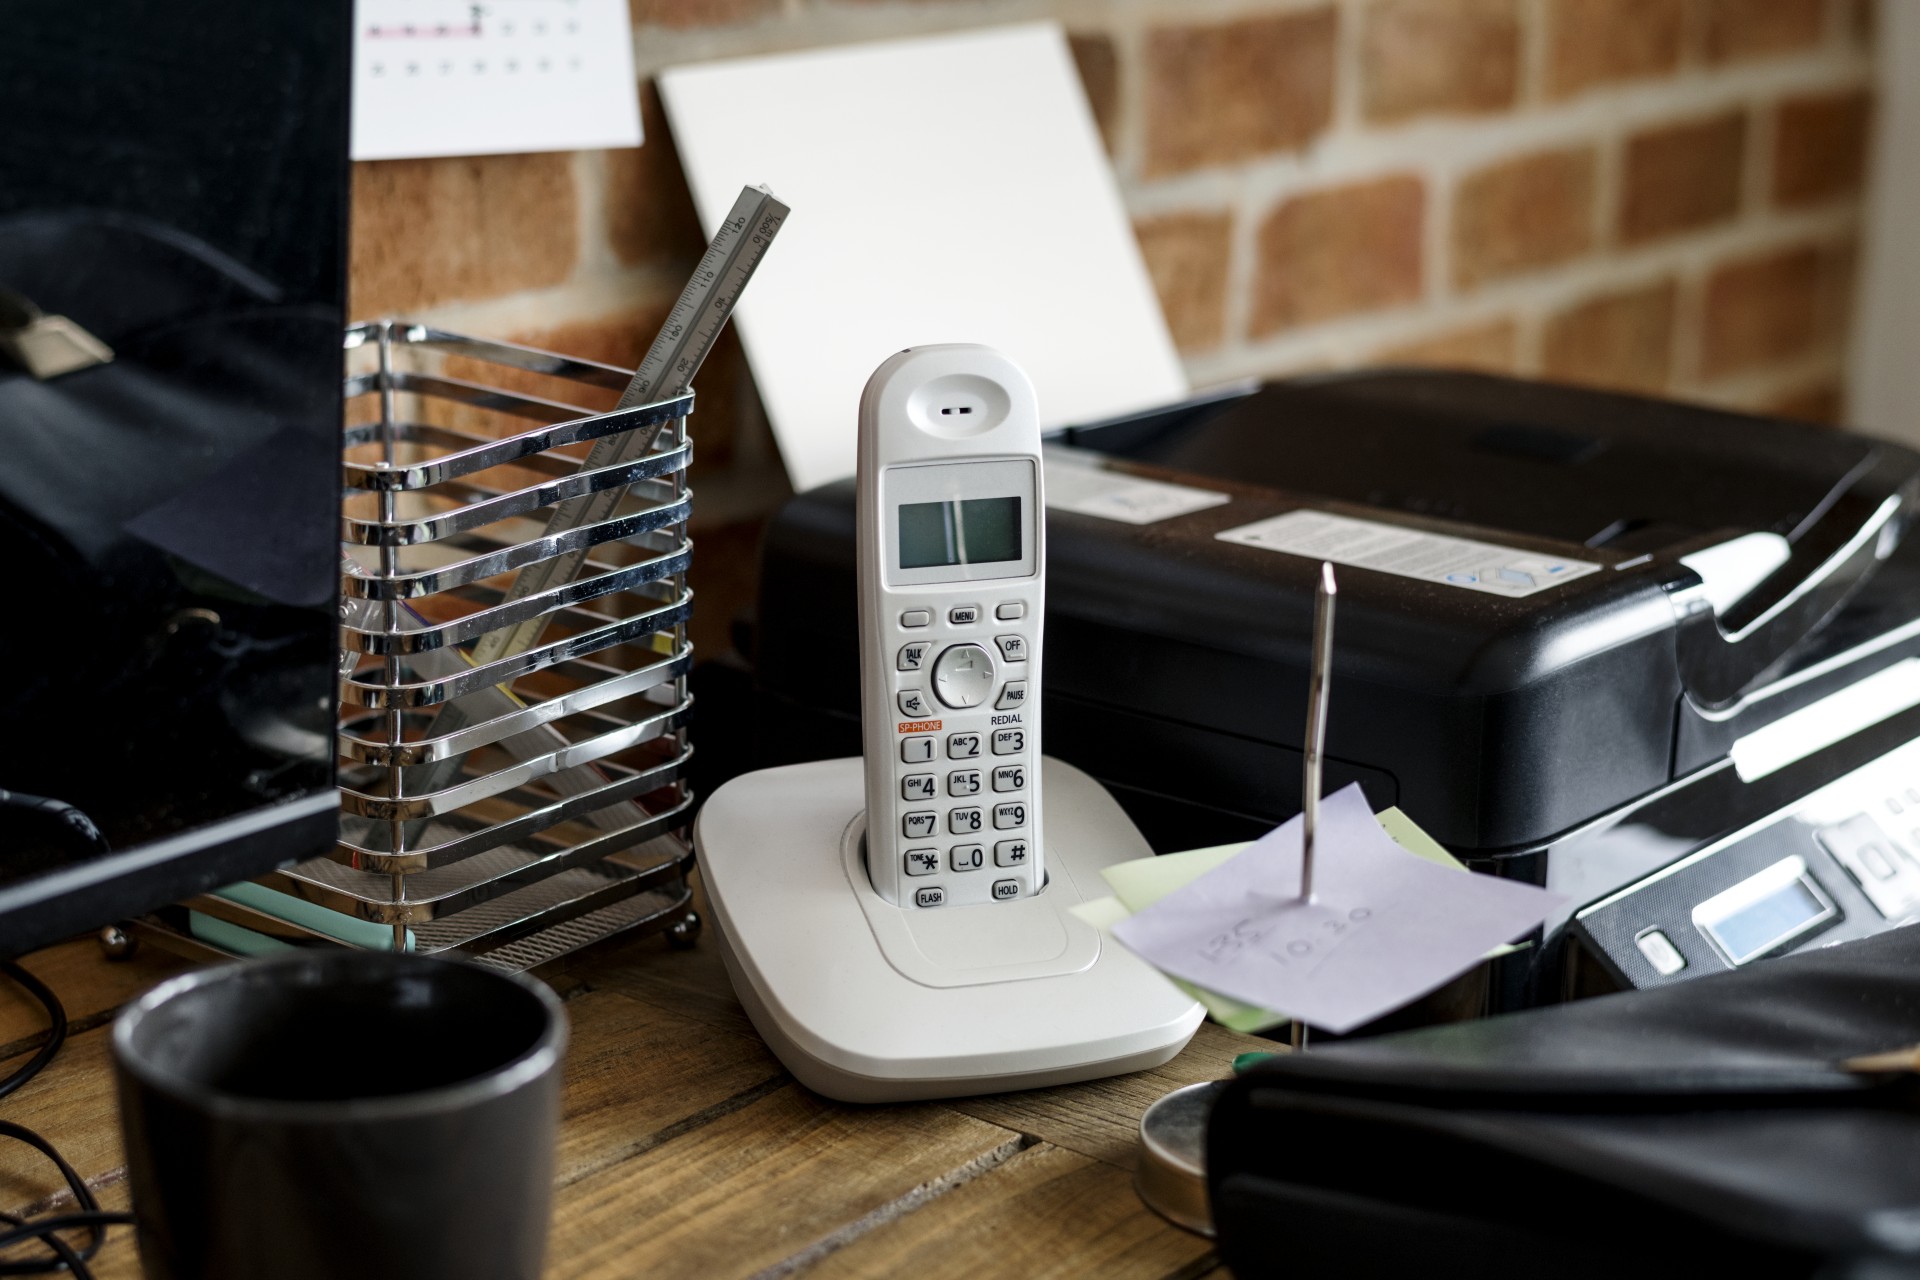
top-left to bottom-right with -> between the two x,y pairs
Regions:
889,594 -> 1036,906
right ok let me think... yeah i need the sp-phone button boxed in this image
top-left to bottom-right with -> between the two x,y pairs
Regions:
897,689 -> 931,716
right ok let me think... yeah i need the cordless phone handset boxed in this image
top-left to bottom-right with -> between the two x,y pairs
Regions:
857,345 -> 1045,909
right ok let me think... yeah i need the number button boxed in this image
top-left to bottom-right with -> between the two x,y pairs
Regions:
949,605 -> 981,625
901,735 -> 935,764
897,641 -> 931,671
897,689 -> 931,716
995,680 -> 1027,710
992,879 -> 1020,901
949,807 -> 984,834
904,849 -> 939,877
903,812 -> 937,839
994,839 -> 1029,867
994,634 -> 1027,663
992,765 -> 1025,792
993,802 -> 1027,830
902,774 -> 936,801
947,732 -> 982,759
915,886 -> 946,908
992,729 -> 1024,755
949,844 -> 985,872
948,769 -> 982,797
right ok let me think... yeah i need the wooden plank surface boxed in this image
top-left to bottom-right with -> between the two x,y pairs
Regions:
0,910 -> 1264,1279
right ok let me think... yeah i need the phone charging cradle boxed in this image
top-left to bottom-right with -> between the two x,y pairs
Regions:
696,756 -> 1204,1102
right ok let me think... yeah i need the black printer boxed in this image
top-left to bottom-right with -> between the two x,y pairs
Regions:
749,371 -> 1920,1007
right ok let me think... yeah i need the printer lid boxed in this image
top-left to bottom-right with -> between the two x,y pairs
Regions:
1070,370 -> 1920,710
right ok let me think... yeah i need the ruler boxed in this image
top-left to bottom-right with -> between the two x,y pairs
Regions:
470,182 -> 789,667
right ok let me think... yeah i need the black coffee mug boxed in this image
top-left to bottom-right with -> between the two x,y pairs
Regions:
112,950 -> 567,1280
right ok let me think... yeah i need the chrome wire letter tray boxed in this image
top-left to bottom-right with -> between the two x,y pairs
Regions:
197,322 -> 701,967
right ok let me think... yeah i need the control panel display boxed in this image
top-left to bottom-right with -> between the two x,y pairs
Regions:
1693,856 -> 1837,966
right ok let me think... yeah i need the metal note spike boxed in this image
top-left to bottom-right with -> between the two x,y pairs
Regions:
1300,561 -> 1338,903
1291,561 -> 1338,1055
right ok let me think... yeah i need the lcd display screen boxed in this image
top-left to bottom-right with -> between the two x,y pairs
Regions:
1705,876 -> 1829,964
898,496 -> 1022,570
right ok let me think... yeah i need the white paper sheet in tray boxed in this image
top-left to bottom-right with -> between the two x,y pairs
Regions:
660,23 -> 1189,493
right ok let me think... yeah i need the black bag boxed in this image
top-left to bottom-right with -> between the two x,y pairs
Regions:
1209,927 -> 1920,1279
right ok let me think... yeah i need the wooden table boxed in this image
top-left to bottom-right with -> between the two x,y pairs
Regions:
0,903 -> 1265,1278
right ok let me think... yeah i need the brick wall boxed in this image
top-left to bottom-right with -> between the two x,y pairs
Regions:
351,0 -> 1877,653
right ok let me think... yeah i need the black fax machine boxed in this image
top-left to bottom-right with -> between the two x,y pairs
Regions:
751,370 -> 1920,1007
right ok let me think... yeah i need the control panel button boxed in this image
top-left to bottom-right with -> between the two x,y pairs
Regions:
932,643 -> 996,709
904,849 -> 939,877
1634,928 -> 1687,977
947,732 -> 982,759
949,605 -> 981,626
991,728 -> 1025,755
994,634 -> 1028,663
901,774 -> 936,801
948,769 -> 982,797
991,879 -> 1020,901
1863,843 -> 1898,880
993,801 -> 1028,829
992,764 -> 1026,792
901,735 -> 935,764
994,839 -> 1030,867
903,812 -> 937,840
900,609 -> 931,628
995,601 -> 1026,621
915,886 -> 946,908
949,807 -> 984,834
897,689 -> 931,716
995,680 -> 1028,710
949,844 -> 985,872
1818,814 -> 1920,922
897,641 -> 931,671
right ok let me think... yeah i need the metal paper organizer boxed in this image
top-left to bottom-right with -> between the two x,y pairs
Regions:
223,322 -> 698,966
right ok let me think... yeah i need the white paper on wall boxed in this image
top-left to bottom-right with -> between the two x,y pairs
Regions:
659,24 -> 1190,493
351,0 -> 642,161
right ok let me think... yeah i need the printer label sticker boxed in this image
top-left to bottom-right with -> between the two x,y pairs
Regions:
1043,453 -> 1230,525
1216,509 -> 1600,597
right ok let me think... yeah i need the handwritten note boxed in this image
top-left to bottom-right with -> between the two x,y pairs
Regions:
1109,785 -> 1562,1033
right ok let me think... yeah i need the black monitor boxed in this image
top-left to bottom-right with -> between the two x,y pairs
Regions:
0,3 -> 351,956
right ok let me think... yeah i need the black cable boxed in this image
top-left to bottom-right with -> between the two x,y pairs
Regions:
0,960 -> 132,1278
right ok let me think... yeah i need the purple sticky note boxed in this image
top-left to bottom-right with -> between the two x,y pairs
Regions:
1110,785 -> 1563,1033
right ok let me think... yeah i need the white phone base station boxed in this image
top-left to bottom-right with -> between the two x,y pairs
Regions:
696,756 -> 1204,1103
